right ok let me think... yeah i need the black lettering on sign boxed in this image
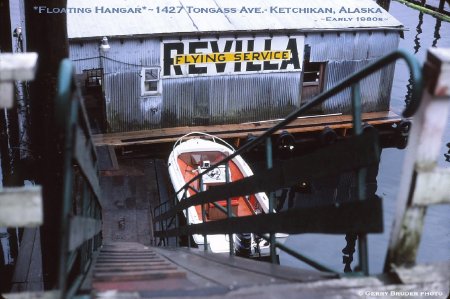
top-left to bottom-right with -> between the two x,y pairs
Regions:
188,42 -> 208,74
246,40 -> 261,71
163,43 -> 183,76
263,39 -> 278,70
210,40 -> 233,73
280,38 -> 300,70
234,40 -> 242,72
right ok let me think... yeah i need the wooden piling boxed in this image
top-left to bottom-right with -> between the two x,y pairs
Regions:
24,0 -> 69,290
385,48 -> 450,271
395,0 -> 450,21
377,0 -> 391,11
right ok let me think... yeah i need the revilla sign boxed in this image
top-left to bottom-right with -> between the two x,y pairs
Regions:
161,35 -> 304,77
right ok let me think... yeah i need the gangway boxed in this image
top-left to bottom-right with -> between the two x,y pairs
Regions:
2,48 -> 450,298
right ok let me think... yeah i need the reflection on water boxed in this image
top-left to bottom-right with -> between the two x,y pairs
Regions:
281,2 -> 450,274
413,12 -> 424,54
432,19 -> 442,47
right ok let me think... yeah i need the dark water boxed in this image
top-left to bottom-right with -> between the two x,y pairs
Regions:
280,1 -> 450,274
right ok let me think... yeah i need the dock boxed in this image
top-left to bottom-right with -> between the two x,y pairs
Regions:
93,111 -> 401,148
89,243 -> 449,299
1,28 -> 450,299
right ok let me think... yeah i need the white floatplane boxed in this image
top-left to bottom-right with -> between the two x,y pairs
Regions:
168,132 -> 287,257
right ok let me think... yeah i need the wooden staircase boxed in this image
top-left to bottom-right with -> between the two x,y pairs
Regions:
92,242 -> 188,293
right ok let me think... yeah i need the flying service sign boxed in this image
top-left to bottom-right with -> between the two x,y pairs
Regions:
161,35 -> 304,77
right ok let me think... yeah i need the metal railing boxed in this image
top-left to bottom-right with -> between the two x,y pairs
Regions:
154,49 -> 423,276
55,59 -> 103,298
0,57 -> 102,298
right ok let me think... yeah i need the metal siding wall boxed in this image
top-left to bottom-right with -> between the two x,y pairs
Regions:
70,31 -> 400,132
306,32 -> 400,62
102,39 -> 160,73
70,39 -> 160,74
105,72 -> 162,132
322,60 -> 395,113
162,73 -> 300,127
104,39 -> 162,132
70,38 -> 162,132
70,42 -> 100,73
305,32 -> 399,113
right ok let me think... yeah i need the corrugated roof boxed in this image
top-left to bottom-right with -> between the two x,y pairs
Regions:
66,0 -> 403,39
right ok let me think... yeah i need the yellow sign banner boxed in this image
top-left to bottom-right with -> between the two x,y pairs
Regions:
174,50 -> 291,65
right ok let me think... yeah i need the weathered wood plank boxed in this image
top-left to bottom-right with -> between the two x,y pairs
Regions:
154,130 -> 379,223
2,291 -> 60,299
156,199 -> 383,237
68,215 -> 102,251
0,186 -> 43,227
386,48 -> 450,269
151,247 -> 297,287
154,247 -> 336,283
393,261 -> 450,284
0,53 -> 38,108
96,257 -> 165,262
0,53 -> 38,81
412,168 -> 450,205
0,82 -> 14,108
11,228 -> 44,292
93,111 -> 400,146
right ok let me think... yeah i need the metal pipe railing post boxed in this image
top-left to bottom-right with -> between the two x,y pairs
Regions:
265,137 -> 277,263
199,176 -> 208,251
183,189 -> 191,248
352,83 -> 369,276
225,162 -> 234,255
174,194 -> 179,247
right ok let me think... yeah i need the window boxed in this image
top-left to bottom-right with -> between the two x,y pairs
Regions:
84,68 -> 103,87
301,45 -> 326,103
141,67 -> 161,96
303,61 -> 323,86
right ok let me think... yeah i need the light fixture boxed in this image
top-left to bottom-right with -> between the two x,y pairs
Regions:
13,27 -> 22,37
99,36 -> 110,53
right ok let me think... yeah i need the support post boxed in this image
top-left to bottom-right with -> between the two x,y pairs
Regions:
225,162 -> 234,256
376,0 -> 391,11
385,48 -> 450,271
351,83 -> 369,276
265,137 -> 277,264
199,177 -> 207,251
438,0 -> 445,13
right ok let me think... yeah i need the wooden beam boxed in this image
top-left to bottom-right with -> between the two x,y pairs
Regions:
155,198 -> 383,237
0,186 -> 43,227
92,111 -> 400,147
412,168 -> 450,205
0,53 -> 38,81
0,53 -> 38,108
68,216 -> 102,251
2,291 -> 60,299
